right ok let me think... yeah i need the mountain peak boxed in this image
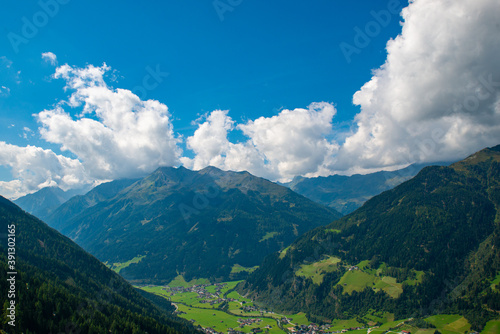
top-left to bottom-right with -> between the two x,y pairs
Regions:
200,165 -> 222,172
47,166 -> 340,283
198,165 -> 226,177
489,144 -> 500,152
14,186 -> 72,221
451,143 -> 500,172
154,165 -> 184,174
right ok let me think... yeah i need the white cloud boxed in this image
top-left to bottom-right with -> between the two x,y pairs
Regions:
41,52 -> 58,66
238,102 -> 338,180
181,110 -> 235,170
182,103 -> 338,181
37,63 -> 182,180
183,0 -> 500,180
22,127 -> 34,139
0,142 -> 90,199
4,0 -> 500,197
335,0 -> 500,172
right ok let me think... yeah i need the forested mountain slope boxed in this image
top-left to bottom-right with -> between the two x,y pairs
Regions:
46,166 -> 340,283
241,145 -> 500,330
282,163 -> 445,215
14,186 -> 83,222
0,196 -> 197,334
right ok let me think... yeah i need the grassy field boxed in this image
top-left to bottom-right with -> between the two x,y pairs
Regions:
482,319 -> 500,334
168,275 -> 210,287
325,229 -> 341,234
177,304 -> 284,334
337,270 -> 378,294
279,246 -> 292,259
367,318 -> 407,334
490,272 -> 500,291
362,311 -> 394,326
372,276 -> 403,298
405,270 -> 425,286
231,264 -> 259,274
292,256 -> 423,299
425,315 -> 471,334
329,318 -> 364,331
138,279 -> 481,334
295,256 -> 342,284
335,262 -> 422,298
260,232 -> 279,242
140,280 -> 312,333
107,255 -> 145,273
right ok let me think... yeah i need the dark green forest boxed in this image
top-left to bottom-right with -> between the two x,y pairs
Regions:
0,196 -> 198,334
46,166 -> 340,283
241,145 -> 500,330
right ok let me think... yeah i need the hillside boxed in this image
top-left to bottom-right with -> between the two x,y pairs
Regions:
47,178 -> 139,231
13,186 -> 85,222
46,166 -> 341,284
0,196 -> 197,334
282,163 -> 445,215
241,145 -> 500,331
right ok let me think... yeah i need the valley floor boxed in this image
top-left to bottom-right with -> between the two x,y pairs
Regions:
137,278 -> 500,334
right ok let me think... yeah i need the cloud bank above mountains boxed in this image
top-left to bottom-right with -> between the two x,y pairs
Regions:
340,0 -> 500,172
1,0 -> 500,198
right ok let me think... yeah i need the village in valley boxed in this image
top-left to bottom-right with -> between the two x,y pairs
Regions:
138,278 -> 452,334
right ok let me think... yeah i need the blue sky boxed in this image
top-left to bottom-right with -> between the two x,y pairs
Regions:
1,1 -> 402,142
1,0 -> 500,198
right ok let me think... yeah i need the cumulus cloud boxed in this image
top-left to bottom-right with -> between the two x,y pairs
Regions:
238,102 -> 338,179
0,142 -> 90,199
37,63 -> 181,181
335,0 -> 500,172
0,62 -> 182,198
41,52 -> 58,66
181,110 -> 235,170
182,103 -> 338,181
183,0 -> 500,179
3,0 -> 500,198
22,127 -> 34,139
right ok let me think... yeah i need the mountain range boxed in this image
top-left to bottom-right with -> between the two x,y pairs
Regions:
282,163 -> 446,215
240,145 -> 500,330
15,162 -> 438,225
45,166 -> 341,284
13,186 -> 87,222
9,145 -> 500,331
0,196 -> 198,333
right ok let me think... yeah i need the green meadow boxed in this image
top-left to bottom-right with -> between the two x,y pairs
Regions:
107,255 -> 145,273
260,232 -> 279,242
231,264 -> 259,274
168,275 -> 210,287
425,315 -> 471,334
138,278 -> 498,334
295,256 -> 341,284
482,319 -> 500,334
